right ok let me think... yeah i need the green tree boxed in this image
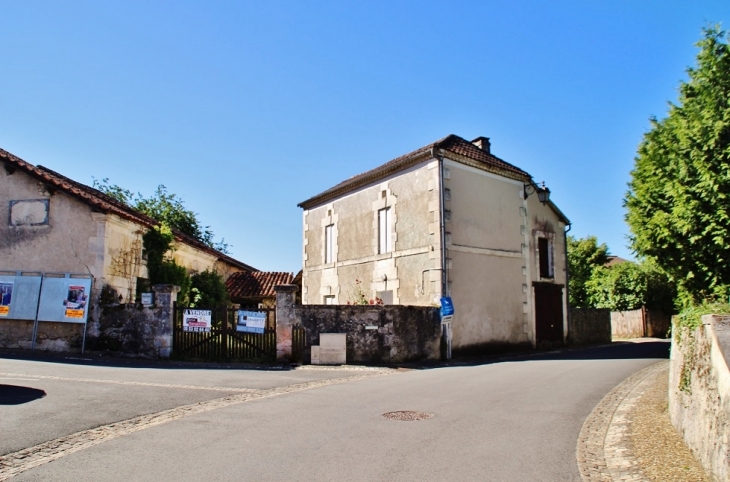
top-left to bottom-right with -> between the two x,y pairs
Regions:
93,178 -> 231,254
586,261 -> 675,313
625,26 -> 730,304
190,269 -> 230,308
567,235 -> 609,308
140,225 -> 192,304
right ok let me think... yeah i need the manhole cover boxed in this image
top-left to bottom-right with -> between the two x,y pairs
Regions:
382,411 -> 434,421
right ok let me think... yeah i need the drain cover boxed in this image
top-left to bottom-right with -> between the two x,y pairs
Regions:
382,411 -> 434,421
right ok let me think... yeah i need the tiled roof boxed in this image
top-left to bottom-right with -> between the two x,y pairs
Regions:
226,271 -> 294,299
0,147 -> 257,272
298,134 -> 531,209
606,256 -> 629,267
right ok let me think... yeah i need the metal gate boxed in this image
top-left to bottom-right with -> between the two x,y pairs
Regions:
172,305 -> 276,361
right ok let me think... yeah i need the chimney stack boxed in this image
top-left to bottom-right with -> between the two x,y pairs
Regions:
471,136 -> 491,154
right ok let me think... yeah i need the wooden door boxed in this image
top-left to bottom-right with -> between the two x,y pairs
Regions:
534,283 -> 564,345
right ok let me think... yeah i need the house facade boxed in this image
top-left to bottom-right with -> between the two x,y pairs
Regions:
0,148 -> 255,305
298,135 -> 570,351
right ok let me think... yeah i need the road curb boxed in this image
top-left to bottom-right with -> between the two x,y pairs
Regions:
576,360 -> 668,482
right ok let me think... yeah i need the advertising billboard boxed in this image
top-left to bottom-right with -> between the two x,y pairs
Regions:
37,276 -> 92,324
0,273 -> 43,321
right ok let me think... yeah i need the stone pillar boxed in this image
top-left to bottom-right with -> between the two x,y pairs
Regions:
152,284 -> 180,358
275,284 -> 298,362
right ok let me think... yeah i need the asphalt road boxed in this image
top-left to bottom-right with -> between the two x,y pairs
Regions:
1,341 -> 669,481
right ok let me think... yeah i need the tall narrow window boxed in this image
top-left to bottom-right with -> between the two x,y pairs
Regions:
538,237 -> 554,279
378,207 -> 391,254
325,224 -> 334,263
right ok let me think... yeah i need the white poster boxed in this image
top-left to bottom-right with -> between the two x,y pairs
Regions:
237,310 -> 266,334
182,309 -> 212,332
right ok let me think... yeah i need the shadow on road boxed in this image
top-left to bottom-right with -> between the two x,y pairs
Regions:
437,340 -> 671,369
0,385 -> 47,405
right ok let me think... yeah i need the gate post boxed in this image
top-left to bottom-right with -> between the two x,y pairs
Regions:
152,284 -> 180,358
274,284 -> 298,362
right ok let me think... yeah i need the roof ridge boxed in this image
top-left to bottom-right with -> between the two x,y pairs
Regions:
298,134 -> 531,209
1,147 -> 258,272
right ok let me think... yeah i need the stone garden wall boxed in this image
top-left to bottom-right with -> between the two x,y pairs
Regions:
0,284 -> 178,358
669,314 -> 730,481
569,308 -> 611,345
294,304 -> 442,364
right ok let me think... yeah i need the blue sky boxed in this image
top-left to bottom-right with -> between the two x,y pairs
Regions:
2,1 -> 729,272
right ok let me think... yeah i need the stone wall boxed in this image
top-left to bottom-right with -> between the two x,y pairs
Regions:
0,319 -> 84,351
0,284 -> 178,358
568,308 -> 611,345
669,315 -> 730,481
295,304 -> 441,364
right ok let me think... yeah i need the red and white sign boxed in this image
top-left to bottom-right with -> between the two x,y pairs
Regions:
183,309 -> 212,332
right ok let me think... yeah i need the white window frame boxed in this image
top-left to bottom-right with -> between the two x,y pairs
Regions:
323,295 -> 336,305
378,207 -> 391,254
324,224 -> 334,264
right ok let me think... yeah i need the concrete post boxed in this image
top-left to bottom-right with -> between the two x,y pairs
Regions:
275,284 -> 298,362
152,284 -> 180,358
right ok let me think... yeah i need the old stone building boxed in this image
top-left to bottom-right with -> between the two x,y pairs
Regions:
298,134 -> 570,352
0,147 -> 256,304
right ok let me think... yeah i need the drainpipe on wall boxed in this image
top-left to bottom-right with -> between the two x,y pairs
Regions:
564,223 -> 572,344
432,147 -> 451,360
432,148 -> 447,298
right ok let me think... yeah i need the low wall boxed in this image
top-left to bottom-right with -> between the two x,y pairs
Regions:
294,304 -> 441,364
0,319 -> 84,351
669,314 -> 730,481
0,284 -> 178,358
569,308 -> 611,345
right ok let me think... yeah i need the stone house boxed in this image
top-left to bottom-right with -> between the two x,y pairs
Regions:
298,134 -> 570,352
0,147 -> 256,304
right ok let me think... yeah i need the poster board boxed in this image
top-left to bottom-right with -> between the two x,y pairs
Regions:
182,309 -> 212,332
237,310 -> 266,334
37,275 -> 92,323
0,272 -> 42,320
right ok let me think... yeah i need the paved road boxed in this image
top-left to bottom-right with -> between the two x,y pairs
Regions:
1,341 -> 669,481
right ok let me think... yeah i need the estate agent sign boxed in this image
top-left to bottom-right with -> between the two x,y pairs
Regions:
237,310 -> 266,334
182,309 -> 212,332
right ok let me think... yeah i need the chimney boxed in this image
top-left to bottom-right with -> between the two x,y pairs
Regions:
471,136 -> 491,154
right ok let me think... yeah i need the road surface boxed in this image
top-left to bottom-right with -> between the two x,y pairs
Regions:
0,341 -> 669,481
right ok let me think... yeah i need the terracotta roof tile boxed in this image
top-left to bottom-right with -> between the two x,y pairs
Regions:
226,271 -> 294,299
0,147 -> 257,272
298,134 -> 531,209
